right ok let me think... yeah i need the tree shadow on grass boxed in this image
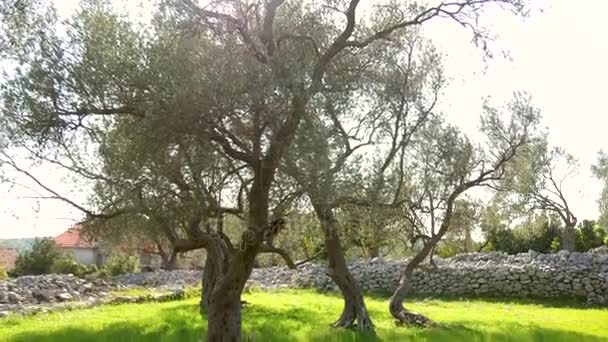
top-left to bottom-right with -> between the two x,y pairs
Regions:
354,290 -> 598,310
6,301 -> 607,342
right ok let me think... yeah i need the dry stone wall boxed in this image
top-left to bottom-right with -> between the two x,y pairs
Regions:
1,247 -> 606,318
249,248 -> 608,305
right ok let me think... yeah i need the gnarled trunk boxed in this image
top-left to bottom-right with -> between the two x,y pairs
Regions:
200,235 -> 232,314
207,295 -> 242,341
314,203 -> 373,331
206,250 -> 256,341
206,168 -> 272,341
389,238 -> 437,327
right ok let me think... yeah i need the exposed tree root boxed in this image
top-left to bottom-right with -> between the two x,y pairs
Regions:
393,309 -> 437,328
332,313 -> 356,329
331,306 -> 374,331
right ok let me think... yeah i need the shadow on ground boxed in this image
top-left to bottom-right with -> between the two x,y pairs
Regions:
6,300 -> 606,342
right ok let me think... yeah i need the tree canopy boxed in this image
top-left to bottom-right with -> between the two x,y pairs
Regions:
0,0 -> 549,340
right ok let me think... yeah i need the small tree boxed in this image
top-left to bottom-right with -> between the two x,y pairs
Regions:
12,238 -> 62,276
495,143 -> 579,251
100,253 -> 140,276
51,253 -> 87,277
387,95 -> 541,326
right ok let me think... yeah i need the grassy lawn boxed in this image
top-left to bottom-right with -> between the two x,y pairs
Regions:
1,290 -> 607,341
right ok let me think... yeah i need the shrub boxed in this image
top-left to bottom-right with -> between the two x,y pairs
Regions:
0,265 -> 8,280
550,237 -> 561,253
436,242 -> 461,258
486,217 -> 562,254
575,220 -> 607,252
51,254 -> 87,277
12,238 -> 62,276
87,264 -> 98,274
101,253 -> 140,276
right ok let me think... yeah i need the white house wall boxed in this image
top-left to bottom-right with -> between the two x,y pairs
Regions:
61,247 -> 98,266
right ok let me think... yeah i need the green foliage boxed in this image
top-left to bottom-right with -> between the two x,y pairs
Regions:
0,265 -> 8,280
50,254 -> 88,277
12,238 -> 62,276
100,253 -> 139,276
485,216 -> 607,254
550,237 -> 561,253
435,243 -> 462,258
574,220 -> 607,252
87,264 -> 98,274
10,238 -> 97,278
486,214 -> 562,254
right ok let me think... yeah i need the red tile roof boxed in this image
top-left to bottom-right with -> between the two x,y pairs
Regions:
53,226 -> 96,248
0,248 -> 18,271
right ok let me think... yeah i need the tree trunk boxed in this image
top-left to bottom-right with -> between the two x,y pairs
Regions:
206,166 -> 272,341
428,245 -> 437,268
207,287 -> 243,342
368,246 -> 380,259
200,253 -> 218,315
206,250 -> 256,341
200,236 -> 231,315
562,224 -> 576,252
165,251 -> 178,271
314,203 -> 373,331
389,237 -> 437,327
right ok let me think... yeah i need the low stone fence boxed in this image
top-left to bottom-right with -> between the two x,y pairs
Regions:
249,248 -> 608,305
1,247 -> 606,317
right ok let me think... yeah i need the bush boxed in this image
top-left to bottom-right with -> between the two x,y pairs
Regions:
550,237 -> 561,253
101,253 -> 140,276
486,216 -> 562,255
12,238 -> 62,276
87,264 -> 98,274
575,220 -> 607,252
51,254 -> 87,277
0,265 -> 8,280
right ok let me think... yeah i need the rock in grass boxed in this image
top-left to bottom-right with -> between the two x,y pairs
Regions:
56,293 -> 73,302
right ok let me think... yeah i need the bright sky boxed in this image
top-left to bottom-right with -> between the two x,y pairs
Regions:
1,0 -> 607,239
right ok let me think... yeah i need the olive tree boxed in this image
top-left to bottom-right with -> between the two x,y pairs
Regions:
385,96 -> 541,326
1,0 -> 528,339
281,27 -> 444,329
494,142 -> 579,251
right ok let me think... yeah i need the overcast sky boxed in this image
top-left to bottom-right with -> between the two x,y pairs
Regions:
1,0 -> 606,239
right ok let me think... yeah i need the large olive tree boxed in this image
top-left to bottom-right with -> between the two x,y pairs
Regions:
1,0 -> 528,339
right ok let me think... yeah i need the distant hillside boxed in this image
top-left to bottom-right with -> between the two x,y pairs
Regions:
0,238 -> 41,251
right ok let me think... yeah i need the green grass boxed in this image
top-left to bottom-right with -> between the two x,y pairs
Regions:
1,289 -> 607,341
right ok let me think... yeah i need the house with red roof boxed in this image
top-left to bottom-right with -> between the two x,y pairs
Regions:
0,248 -> 18,271
53,225 -> 166,270
53,226 -> 108,266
